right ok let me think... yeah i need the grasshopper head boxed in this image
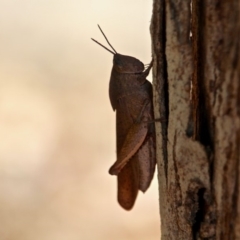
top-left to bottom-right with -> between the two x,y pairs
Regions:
113,54 -> 144,73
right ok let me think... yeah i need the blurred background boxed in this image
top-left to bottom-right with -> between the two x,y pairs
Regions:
0,0 -> 160,239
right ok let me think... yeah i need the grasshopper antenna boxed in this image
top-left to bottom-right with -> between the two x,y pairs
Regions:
97,25 -> 117,54
91,25 -> 117,55
91,38 -> 115,55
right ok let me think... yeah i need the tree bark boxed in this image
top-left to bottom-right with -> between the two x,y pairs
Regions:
150,0 -> 240,239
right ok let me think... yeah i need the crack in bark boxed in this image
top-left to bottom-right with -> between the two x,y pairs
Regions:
151,0 -> 169,180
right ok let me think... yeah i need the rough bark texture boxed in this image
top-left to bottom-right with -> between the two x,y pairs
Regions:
150,0 -> 240,239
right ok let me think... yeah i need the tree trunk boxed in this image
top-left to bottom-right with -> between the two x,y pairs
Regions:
150,0 -> 240,239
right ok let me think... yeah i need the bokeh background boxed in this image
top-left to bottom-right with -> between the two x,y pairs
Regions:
0,1 -> 160,239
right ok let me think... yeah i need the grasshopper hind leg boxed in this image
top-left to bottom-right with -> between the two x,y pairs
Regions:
117,157 -> 139,210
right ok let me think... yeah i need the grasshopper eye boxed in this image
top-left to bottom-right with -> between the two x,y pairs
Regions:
113,56 -> 122,66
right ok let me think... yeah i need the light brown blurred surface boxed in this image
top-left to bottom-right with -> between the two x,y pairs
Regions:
0,1 -> 160,239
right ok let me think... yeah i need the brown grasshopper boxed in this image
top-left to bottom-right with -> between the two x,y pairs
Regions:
92,25 -> 156,210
